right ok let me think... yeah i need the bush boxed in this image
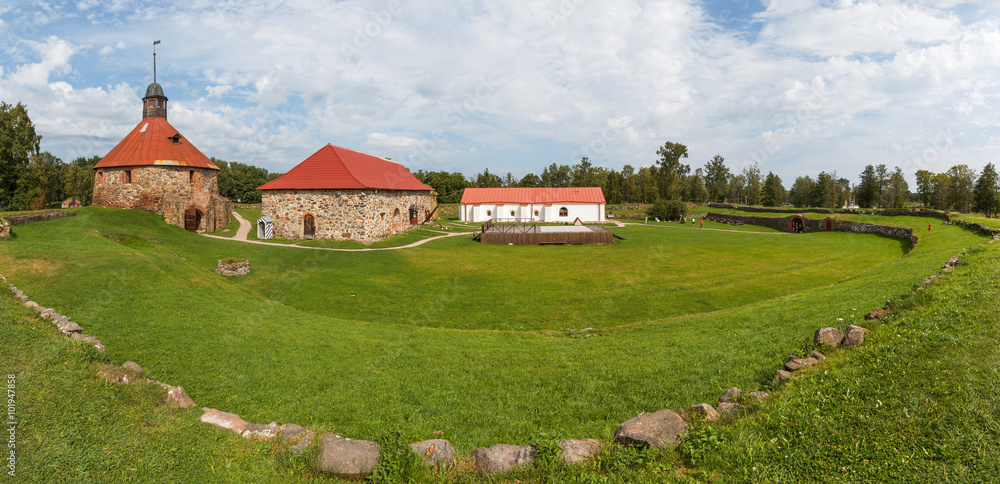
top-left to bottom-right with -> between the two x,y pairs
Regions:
646,199 -> 688,221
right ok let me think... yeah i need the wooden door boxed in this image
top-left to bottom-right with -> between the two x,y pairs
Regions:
184,208 -> 199,232
303,214 -> 315,239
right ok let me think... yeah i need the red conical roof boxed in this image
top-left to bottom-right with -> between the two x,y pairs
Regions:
258,144 -> 433,191
95,117 -> 218,170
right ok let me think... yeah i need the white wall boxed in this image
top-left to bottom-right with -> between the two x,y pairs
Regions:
461,203 -> 605,223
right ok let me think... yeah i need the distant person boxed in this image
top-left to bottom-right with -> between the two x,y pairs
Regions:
928,223 -> 932,232
700,219 -> 704,228
691,218 -> 695,225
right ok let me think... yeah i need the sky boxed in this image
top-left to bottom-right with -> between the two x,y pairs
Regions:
1,0 -> 998,186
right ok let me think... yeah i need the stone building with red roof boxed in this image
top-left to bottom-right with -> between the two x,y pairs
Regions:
92,81 -> 231,232
258,144 -> 435,243
459,187 -> 606,223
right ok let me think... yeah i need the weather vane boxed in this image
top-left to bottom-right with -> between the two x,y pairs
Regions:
153,40 -> 161,83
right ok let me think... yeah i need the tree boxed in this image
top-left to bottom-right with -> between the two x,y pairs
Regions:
727,172 -> 746,204
638,166 -> 657,203
789,176 -> 816,208
541,163 -> 571,187
973,163 -> 1000,217
216,158 -> 276,203
502,172 -> 517,187
761,171 -> 785,207
621,165 -> 638,203
654,141 -> 689,200
915,170 -> 935,207
570,157 -> 597,187
472,168 -> 503,188
931,172 -> 950,210
646,198 -> 687,221
12,151 -> 60,210
605,170 -> 624,204
812,171 -> 838,209
518,173 -> 541,187
686,168 -> 708,203
703,155 -> 729,203
856,165 -> 879,208
884,167 -> 908,209
946,164 -> 976,212
875,164 -> 889,208
63,155 -> 101,206
414,170 -> 468,202
743,162 -> 762,206
0,102 -> 43,210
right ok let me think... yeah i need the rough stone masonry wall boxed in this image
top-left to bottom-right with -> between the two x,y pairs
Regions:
262,189 -> 435,244
93,166 -> 226,232
705,212 -> 918,246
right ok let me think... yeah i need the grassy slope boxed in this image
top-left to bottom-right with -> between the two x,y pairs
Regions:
0,208 -> 988,454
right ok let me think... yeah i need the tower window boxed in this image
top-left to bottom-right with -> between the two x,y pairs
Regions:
169,133 -> 182,145
189,170 -> 195,183
123,170 -> 132,184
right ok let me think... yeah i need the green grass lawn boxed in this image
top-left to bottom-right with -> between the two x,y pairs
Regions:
0,206 -> 992,473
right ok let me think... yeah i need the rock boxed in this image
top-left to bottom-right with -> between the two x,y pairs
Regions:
243,422 -> 280,439
945,256 -> 960,268
122,361 -> 144,376
842,325 -> 869,347
200,408 -> 248,434
55,319 -> 84,335
718,387 -> 742,403
559,439 -> 603,465
814,327 -> 846,347
70,333 -> 105,352
25,301 -> 38,309
16,294 -> 28,302
810,350 -> 826,360
930,274 -> 941,281
716,402 -> 745,418
784,357 -> 818,371
98,365 -> 131,384
410,439 -> 457,468
166,386 -> 196,407
865,308 -> 889,320
470,444 -> 536,472
316,433 -> 380,478
920,278 -> 933,285
747,391 -> 770,404
281,424 -> 314,455
614,409 -> 688,448
40,308 -> 57,319
688,403 -> 719,421
774,370 -> 792,386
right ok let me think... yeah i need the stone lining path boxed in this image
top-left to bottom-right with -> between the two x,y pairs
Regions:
201,212 -> 471,252
620,221 -> 793,235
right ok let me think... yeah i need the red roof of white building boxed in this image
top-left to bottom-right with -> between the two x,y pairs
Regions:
460,187 -> 606,205
258,144 -> 433,191
94,117 -> 218,170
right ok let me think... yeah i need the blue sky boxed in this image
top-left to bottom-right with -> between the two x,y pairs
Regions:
1,0 -> 998,186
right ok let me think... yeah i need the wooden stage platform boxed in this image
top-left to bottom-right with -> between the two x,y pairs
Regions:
476,223 -> 616,245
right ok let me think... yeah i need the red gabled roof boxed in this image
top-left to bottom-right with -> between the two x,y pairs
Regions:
258,144 -> 433,191
94,117 -> 218,170
460,187 -> 606,205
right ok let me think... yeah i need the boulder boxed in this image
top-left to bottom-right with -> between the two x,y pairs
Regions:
784,357 -> 818,371
470,444 -> 536,473
55,319 -> 84,335
98,365 -> 132,384
40,308 -> 57,319
865,308 -> 889,320
747,391 -> 770,404
281,424 -> 314,455
70,333 -> 105,352
718,387 -> 742,403
688,403 -> 719,421
559,439 -> 603,465
614,409 -> 688,448
166,386 -> 196,408
25,301 -> 38,309
122,361 -> 144,376
316,433 -> 380,478
810,350 -> 826,360
842,325 -> 869,347
716,402 -> 744,418
243,422 -> 280,439
814,327 -> 846,347
200,408 -> 248,434
773,370 -> 792,386
410,439 -> 456,468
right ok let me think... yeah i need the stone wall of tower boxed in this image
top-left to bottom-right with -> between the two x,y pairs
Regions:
261,189 -> 435,243
92,165 -> 231,232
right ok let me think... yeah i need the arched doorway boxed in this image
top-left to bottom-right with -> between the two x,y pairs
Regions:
787,214 -> 806,233
824,217 -> 835,231
184,207 -> 203,232
303,213 -> 315,239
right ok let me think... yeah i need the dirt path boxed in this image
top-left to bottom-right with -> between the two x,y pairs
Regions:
202,213 -> 471,251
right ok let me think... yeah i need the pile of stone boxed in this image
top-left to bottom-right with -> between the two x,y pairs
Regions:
215,258 -> 250,276
9,283 -> 106,353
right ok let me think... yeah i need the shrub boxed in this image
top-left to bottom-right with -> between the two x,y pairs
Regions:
646,199 -> 688,221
